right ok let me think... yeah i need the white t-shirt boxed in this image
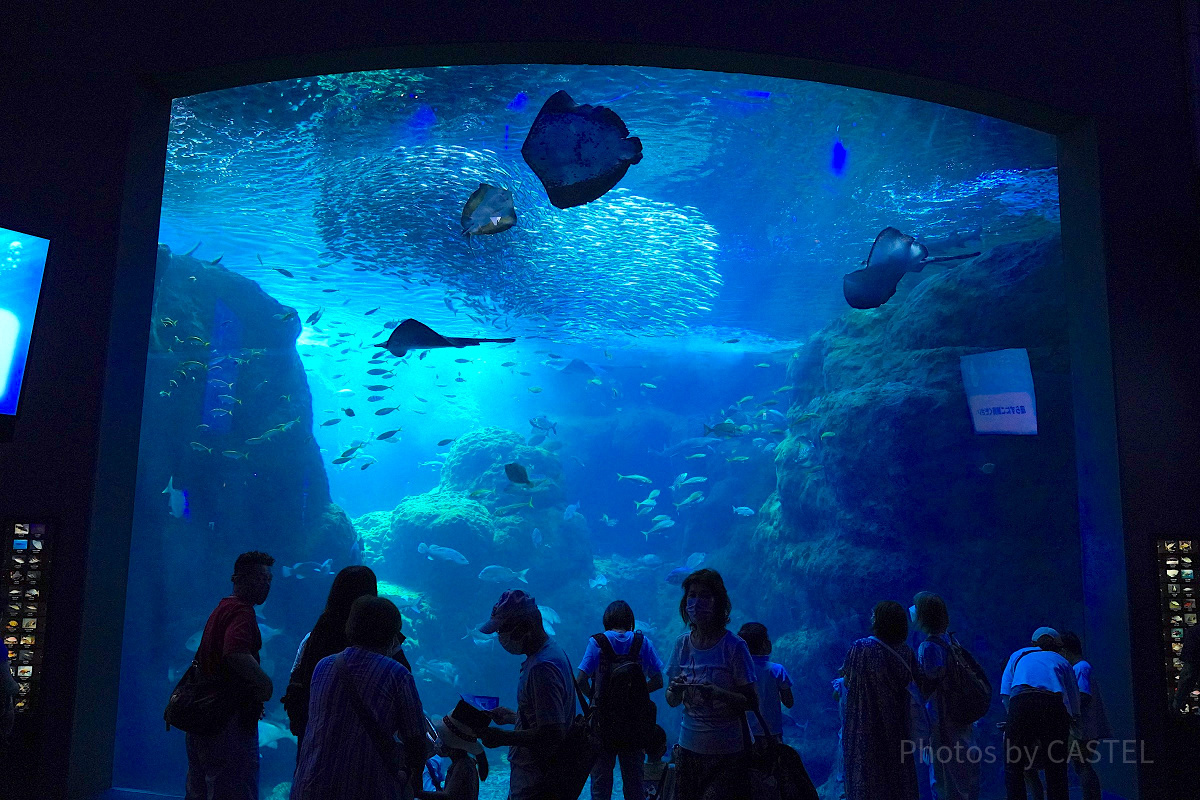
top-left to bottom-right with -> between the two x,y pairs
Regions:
665,631 -> 757,754
747,656 -> 792,736
1006,648 -> 1080,717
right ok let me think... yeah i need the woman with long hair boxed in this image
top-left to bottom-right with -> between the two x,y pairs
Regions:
664,568 -> 758,800
282,565 -> 379,755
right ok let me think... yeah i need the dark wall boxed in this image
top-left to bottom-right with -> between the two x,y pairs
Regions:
0,3 -> 1196,799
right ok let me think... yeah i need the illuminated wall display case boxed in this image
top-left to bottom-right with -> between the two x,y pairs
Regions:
3,522 -> 49,715
1158,539 -> 1198,713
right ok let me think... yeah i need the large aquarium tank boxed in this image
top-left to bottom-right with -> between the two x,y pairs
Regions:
114,64 -> 1077,798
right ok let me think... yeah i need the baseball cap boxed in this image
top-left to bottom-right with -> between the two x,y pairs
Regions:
479,589 -> 539,634
1031,626 -> 1060,645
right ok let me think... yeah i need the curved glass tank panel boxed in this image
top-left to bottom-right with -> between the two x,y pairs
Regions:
114,65 -> 1072,798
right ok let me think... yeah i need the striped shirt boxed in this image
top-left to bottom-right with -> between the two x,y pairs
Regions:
292,646 -> 427,800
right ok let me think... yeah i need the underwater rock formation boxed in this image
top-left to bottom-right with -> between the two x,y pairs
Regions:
351,425 -> 595,711
138,245 -> 357,577
118,245 -> 359,791
729,236 -> 1080,788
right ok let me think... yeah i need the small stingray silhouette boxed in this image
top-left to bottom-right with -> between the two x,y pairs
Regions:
374,319 -> 515,357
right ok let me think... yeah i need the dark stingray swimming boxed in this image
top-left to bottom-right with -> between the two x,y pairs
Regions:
521,90 -> 643,209
843,227 -> 980,310
374,319 -> 516,358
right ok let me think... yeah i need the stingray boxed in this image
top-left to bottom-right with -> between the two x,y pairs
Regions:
373,319 -> 515,358
521,90 -> 643,209
461,183 -> 517,237
842,227 -> 980,310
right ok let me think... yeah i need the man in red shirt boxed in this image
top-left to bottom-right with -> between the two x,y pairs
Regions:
185,551 -> 275,800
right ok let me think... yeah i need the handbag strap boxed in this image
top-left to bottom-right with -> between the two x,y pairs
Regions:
870,636 -> 915,683
334,653 -> 401,773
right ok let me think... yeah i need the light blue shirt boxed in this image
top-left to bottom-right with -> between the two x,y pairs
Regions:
747,656 -> 791,736
666,631 -> 756,754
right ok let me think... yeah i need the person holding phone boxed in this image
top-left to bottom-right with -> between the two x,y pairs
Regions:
664,569 -> 758,800
474,590 -> 576,800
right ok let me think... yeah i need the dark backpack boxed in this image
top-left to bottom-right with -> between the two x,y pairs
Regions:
591,632 -> 657,752
930,633 -> 992,725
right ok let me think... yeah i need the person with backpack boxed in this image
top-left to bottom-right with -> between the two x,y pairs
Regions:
736,622 -> 793,742
184,550 -> 276,800
665,569 -> 758,800
913,592 -> 981,800
283,566 -> 380,759
575,600 -> 665,800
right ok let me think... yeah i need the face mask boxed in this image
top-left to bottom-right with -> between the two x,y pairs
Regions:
687,596 -> 715,622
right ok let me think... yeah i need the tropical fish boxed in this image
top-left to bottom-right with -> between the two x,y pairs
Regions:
675,491 -> 704,508
538,605 -> 561,625
163,476 -> 185,519
417,543 -> 469,565
527,387 -> 543,394
306,307 -> 324,325
282,558 -> 334,579
531,528 -> 543,547
495,499 -> 534,515
726,456 -> 750,462
501,361 -> 517,367
377,429 -> 401,440
461,183 -> 517,236
505,463 -> 532,485
686,552 -> 707,569
617,473 -> 653,483
843,227 -> 979,310
190,442 -> 213,454
366,368 -> 391,375
754,363 -> 770,369
681,476 -> 707,485
640,383 -> 657,389
222,450 -> 249,460
437,438 -> 456,447
643,519 -> 676,539
375,407 -> 401,416
601,514 -> 619,527
703,421 -> 748,438
342,408 -> 355,417
732,506 -> 755,516
589,572 -> 608,589
684,453 -> 706,460
374,319 -> 515,358
563,502 -> 581,521
257,719 -> 297,750
320,419 -> 342,426
521,90 -> 643,208
365,385 -> 393,392
332,456 -> 355,465
530,415 -> 557,435
478,565 -> 529,583
821,431 -> 837,440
